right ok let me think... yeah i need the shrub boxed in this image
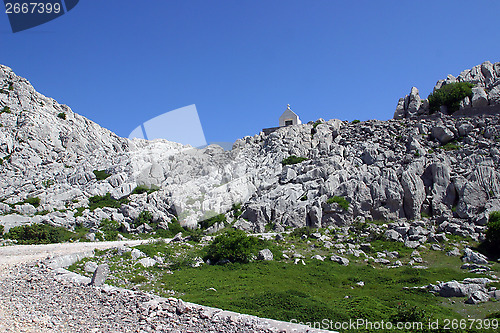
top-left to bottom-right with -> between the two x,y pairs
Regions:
1,106 -> 11,114
131,185 -> 159,195
351,119 -> 360,124
483,211 -> 500,257
312,120 -> 322,129
5,223 -> 74,244
203,229 -> 262,264
199,213 -> 226,230
290,226 -> 314,238
20,197 -> 41,208
57,112 -> 66,119
88,193 -> 128,211
428,82 -> 474,114
100,218 -> 120,241
390,301 -> 430,324
8,83 -> 13,91
0,224 -> 4,236
281,155 -> 308,166
231,203 -> 243,219
93,169 -> 111,181
326,196 -> 350,211
135,210 -> 153,227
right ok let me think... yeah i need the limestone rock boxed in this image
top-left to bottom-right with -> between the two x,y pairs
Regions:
90,264 -> 110,287
257,249 -> 273,261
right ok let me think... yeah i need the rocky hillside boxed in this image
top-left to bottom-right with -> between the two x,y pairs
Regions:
1,64 -> 500,242
395,61 -> 500,119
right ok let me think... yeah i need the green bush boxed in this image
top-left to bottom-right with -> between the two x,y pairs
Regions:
135,210 -> 153,227
326,196 -> 350,211
1,106 -> 11,114
57,112 -> 66,119
0,224 -> 4,236
351,119 -> 360,124
15,196 -> 41,208
428,82 -> 474,114
93,169 -> 111,181
483,211 -> 500,257
5,223 -> 74,244
203,229 -> 263,264
88,193 -> 128,211
231,203 -> 243,219
131,185 -> 159,195
281,155 -> 308,166
199,213 -> 226,230
312,120 -> 322,129
100,218 -> 120,241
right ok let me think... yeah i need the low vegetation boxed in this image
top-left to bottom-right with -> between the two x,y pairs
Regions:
57,112 -> 66,119
351,119 -> 361,124
131,185 -> 159,195
203,229 -> 267,264
88,193 -> 128,211
428,82 -> 474,114
93,169 -> 111,181
5,223 -> 77,244
480,211 -> 500,259
67,227 -> 499,331
327,196 -> 350,210
1,106 -> 11,114
281,155 -> 308,166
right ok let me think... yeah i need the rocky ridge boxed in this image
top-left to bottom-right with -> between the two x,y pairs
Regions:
394,61 -> 500,119
0,64 -> 500,242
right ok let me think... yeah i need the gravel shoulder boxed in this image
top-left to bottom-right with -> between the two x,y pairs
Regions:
0,241 -> 333,333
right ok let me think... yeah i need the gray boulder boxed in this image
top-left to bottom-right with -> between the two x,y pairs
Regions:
257,249 -> 273,261
84,261 -> 98,273
330,255 -> 349,266
431,125 -> 455,144
462,248 -> 489,265
465,290 -> 490,304
471,87 -> 489,107
90,264 -> 110,287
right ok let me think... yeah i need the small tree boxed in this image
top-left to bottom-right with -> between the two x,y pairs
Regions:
483,211 -> 500,257
428,82 -> 474,114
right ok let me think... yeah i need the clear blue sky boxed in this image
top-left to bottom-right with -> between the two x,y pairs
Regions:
1,0 -> 499,145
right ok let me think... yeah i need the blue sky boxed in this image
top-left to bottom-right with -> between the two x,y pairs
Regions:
1,0 -> 499,145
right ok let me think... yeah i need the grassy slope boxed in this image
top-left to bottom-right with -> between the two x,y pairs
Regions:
69,236 -> 500,332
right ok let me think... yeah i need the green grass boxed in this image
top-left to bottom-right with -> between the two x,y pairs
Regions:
199,213 -> 226,230
88,193 -> 128,211
93,169 -> 111,181
281,155 -> 308,166
4,223 -> 80,244
156,261 -> 475,325
67,233 -> 500,331
12,196 -> 41,208
327,196 -> 350,210
131,185 -> 160,195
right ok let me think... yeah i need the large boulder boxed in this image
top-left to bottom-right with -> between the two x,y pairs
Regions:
90,264 -> 110,287
471,87 -> 489,107
431,125 -> 455,145
257,249 -> 274,261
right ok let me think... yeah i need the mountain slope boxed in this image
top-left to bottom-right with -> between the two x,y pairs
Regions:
1,64 -> 500,244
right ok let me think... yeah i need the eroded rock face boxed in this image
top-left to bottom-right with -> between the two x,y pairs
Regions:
1,64 -> 500,235
395,61 -> 500,119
